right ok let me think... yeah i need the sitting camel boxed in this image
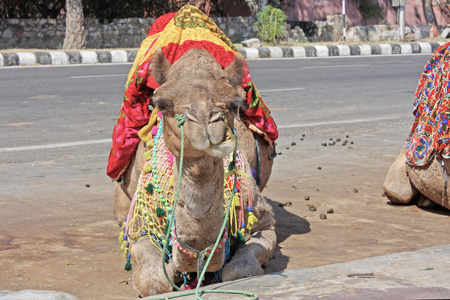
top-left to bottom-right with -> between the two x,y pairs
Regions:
113,48 -> 276,296
383,42 -> 450,211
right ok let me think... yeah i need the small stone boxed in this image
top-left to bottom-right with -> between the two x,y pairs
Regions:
327,208 -> 334,214
302,134 -> 305,137
321,143 -> 327,147
309,205 -> 317,211
292,185 -> 297,189
85,184 -> 90,188
317,166 -> 322,170
291,142 -> 297,146
320,214 -> 327,220
329,137 -> 333,140
278,152 -> 282,155
304,195 -> 310,200
336,138 -> 341,142
286,147 -> 290,149
301,138 -> 304,141
353,189 -> 358,193
350,141 -> 354,144
342,140 -> 348,146
346,135 -> 349,138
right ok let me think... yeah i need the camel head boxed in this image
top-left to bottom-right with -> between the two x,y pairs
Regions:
150,47 -> 245,159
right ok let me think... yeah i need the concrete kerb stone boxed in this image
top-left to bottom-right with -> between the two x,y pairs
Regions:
337,45 -> 351,56
267,47 -> 283,58
359,44 -> 372,55
17,52 -> 36,65
291,46 -> 306,57
110,50 -> 128,63
50,52 -> 68,65
379,43 -> 392,55
315,45 -> 329,57
80,51 -> 97,64
35,52 -> 52,65
0,42 -> 447,67
419,42 -> 432,53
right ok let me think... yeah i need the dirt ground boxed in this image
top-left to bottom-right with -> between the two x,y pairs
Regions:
1,127 -> 449,299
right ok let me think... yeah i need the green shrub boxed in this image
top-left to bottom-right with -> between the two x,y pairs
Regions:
255,5 -> 287,44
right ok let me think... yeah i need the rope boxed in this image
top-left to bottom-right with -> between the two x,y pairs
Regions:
156,113 -> 258,300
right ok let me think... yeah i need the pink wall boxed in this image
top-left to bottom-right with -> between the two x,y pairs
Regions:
283,0 -> 450,27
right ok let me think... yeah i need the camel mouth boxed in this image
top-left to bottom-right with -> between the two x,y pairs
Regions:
204,127 -> 236,157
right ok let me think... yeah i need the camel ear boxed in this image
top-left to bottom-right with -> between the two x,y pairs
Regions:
224,54 -> 244,87
151,47 -> 171,85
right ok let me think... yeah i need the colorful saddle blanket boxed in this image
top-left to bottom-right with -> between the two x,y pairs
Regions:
107,5 -> 278,180
405,42 -> 450,166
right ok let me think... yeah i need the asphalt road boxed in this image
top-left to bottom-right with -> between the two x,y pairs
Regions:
0,53 -> 431,164
1,54 -> 447,300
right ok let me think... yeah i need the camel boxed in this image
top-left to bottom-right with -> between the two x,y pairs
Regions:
383,148 -> 450,210
383,42 -> 450,211
113,48 -> 277,296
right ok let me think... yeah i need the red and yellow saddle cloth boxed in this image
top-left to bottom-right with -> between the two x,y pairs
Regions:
405,42 -> 450,166
107,5 -> 278,180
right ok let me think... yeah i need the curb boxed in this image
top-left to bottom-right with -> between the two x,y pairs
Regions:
0,42 -> 446,67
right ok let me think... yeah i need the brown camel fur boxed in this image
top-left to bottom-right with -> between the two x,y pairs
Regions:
384,148 -> 450,210
113,48 -> 277,296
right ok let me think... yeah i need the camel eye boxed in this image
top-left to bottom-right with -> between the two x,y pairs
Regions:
154,98 -> 173,112
227,97 -> 245,113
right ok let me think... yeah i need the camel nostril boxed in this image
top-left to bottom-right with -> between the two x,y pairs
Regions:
209,112 -> 221,123
186,112 -> 200,123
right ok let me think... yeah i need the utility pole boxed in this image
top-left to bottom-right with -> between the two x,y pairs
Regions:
342,0 -> 347,41
393,0 -> 405,41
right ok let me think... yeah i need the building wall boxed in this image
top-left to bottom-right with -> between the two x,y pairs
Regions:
283,0 -> 450,27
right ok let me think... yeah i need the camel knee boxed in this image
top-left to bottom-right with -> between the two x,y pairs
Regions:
130,240 -> 177,296
383,149 -> 418,204
113,183 -> 132,226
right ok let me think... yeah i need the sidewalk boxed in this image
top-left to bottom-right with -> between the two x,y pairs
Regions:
147,243 -> 450,299
0,41 -> 447,67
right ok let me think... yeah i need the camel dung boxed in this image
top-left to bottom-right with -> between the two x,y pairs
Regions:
321,143 -> 327,147
304,195 -> 310,201
353,189 -> 359,193
291,142 -> 297,146
85,184 -> 90,188
278,152 -> 282,155
342,140 -> 348,146
292,185 -> 297,189
317,166 -> 322,170
302,134 -> 305,137
327,208 -> 334,214
279,202 -> 292,207
336,138 -> 341,142
320,214 -> 327,220
300,138 -> 304,141
286,147 -> 289,149
309,205 -> 317,211
346,135 -> 350,138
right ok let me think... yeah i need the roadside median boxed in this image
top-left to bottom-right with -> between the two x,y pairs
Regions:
0,41 -> 447,67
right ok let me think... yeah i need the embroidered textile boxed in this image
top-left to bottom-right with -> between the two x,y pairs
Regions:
405,42 -> 450,166
107,5 -> 278,180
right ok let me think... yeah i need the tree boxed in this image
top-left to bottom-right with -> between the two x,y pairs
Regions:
255,5 -> 286,44
63,0 -> 85,50
422,0 -> 437,25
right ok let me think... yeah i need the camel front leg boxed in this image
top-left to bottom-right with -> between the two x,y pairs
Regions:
130,239 -> 180,297
221,228 -> 276,282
